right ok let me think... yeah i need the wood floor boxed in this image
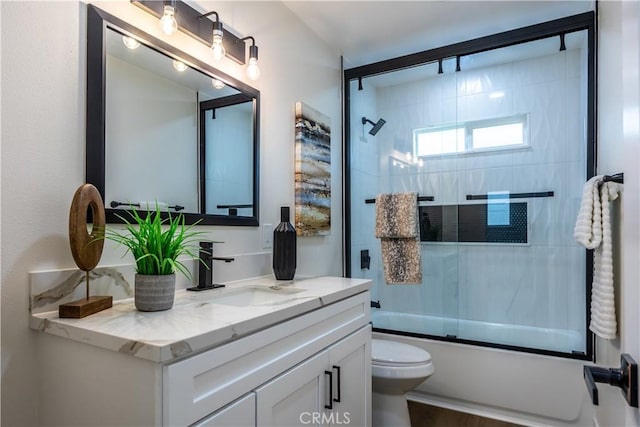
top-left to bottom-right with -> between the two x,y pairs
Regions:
408,401 -> 525,427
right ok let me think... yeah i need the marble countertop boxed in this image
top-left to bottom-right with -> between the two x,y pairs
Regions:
30,276 -> 371,363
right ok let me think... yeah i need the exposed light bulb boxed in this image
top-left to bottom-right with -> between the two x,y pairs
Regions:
246,43 -> 260,80
122,36 -> 140,50
160,5 -> 177,36
212,79 -> 225,89
211,31 -> 225,60
172,60 -> 187,72
246,57 -> 261,80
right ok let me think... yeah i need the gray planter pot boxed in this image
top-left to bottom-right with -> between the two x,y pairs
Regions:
135,274 -> 176,312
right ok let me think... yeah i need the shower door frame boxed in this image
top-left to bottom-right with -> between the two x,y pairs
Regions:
343,11 -> 596,361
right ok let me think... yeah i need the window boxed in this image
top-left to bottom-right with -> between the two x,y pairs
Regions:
415,125 -> 465,156
414,114 -> 528,157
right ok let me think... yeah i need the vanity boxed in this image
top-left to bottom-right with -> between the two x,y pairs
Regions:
32,6 -> 370,425
30,276 -> 371,426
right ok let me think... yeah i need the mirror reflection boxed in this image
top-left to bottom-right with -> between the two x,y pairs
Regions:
88,9 -> 259,226
106,27 -> 252,218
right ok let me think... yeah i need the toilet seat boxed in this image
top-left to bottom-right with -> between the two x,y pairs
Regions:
372,339 -> 431,367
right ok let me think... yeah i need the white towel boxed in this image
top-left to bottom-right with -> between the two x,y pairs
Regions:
574,176 -> 621,340
573,176 -> 604,249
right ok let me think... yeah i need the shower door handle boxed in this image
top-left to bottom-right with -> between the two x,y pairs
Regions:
583,353 -> 638,407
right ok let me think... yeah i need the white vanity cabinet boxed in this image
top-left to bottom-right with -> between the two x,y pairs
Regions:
200,326 -> 371,427
165,292 -> 371,426
33,277 -> 371,426
255,326 -> 370,426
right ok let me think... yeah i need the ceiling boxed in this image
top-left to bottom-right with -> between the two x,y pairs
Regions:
282,1 -> 595,68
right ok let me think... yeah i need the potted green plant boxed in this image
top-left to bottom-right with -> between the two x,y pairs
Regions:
105,205 -> 205,312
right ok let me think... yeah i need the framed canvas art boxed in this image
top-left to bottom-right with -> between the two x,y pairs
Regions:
294,102 -> 331,236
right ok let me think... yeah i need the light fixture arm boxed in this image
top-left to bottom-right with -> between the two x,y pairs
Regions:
198,11 -> 220,22
200,11 -> 223,36
241,36 -> 256,46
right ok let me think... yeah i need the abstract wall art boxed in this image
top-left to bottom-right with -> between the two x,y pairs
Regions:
294,101 -> 331,236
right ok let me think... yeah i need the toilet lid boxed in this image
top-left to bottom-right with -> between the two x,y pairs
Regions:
372,339 -> 431,366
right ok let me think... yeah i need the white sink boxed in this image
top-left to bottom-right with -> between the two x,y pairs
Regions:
213,285 -> 306,307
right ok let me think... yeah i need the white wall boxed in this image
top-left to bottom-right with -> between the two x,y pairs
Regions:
0,1 -> 342,425
594,1 -> 640,426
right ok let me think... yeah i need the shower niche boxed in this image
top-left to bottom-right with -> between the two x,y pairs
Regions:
419,203 -> 528,244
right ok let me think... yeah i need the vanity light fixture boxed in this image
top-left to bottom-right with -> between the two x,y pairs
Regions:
133,1 -> 259,67
242,36 -> 260,80
172,60 -> 188,72
212,79 -> 225,89
122,36 -> 140,49
160,4 -> 178,36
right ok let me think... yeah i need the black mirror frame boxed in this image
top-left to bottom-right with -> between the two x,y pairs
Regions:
86,4 -> 260,226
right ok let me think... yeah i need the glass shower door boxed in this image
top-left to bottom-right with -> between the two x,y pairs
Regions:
347,28 -> 590,357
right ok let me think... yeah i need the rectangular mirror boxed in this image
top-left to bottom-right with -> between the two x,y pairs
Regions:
87,5 -> 260,226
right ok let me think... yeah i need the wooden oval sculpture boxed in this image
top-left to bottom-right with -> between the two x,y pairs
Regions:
69,184 -> 106,271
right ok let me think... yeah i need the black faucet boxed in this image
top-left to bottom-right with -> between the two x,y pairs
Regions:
186,241 -> 235,291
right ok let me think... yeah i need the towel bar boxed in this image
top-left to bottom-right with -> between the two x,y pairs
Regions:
109,201 -> 184,211
466,191 -> 554,200
602,173 -> 624,184
365,195 -> 434,204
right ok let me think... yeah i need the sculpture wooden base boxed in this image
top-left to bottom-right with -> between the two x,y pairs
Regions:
59,296 -> 113,318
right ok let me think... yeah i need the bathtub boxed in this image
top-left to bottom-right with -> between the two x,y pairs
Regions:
371,311 -> 595,427
371,310 -> 584,354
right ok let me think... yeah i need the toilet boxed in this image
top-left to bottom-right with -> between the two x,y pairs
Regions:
371,339 -> 434,427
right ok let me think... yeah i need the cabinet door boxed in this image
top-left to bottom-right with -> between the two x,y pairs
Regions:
327,325 -> 371,427
192,392 -> 256,427
255,350 -> 330,426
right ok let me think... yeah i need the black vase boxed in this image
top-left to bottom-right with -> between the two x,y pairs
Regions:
273,206 -> 297,280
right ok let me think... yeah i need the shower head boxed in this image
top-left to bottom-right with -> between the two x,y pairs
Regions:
362,116 -> 386,136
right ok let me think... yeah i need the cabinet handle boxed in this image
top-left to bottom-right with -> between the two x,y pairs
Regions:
333,365 -> 341,403
324,370 -> 333,409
